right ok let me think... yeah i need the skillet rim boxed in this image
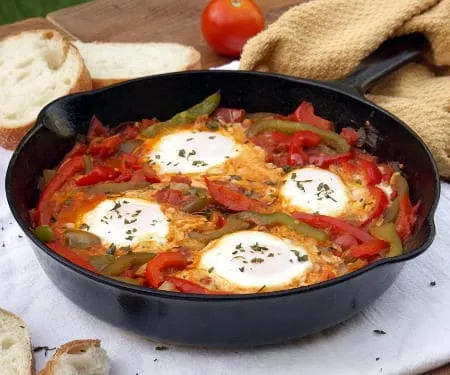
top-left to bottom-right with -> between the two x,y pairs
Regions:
5,70 -> 440,301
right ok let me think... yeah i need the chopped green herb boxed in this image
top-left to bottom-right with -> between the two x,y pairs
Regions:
239,267 -> 245,272
208,135 -> 216,139
110,201 -> 121,211
79,223 -> 90,231
155,345 -> 168,351
208,267 -> 214,273
291,173 -> 297,180
316,182 -> 337,202
187,150 -> 196,160
178,149 -> 186,158
106,243 -> 117,255
186,137 -> 194,141
257,285 -> 266,293
250,257 -> 264,264
373,329 -> 386,335
430,281 -> 437,287
290,250 -> 309,262
192,160 -> 208,167
229,175 -> 242,181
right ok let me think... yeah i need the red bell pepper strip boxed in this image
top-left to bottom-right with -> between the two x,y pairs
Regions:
145,252 -> 189,288
214,108 -> 246,124
360,186 -> 389,226
381,164 -> 395,184
165,276 -> 210,294
269,131 -> 292,146
75,166 -> 120,186
141,166 -> 161,183
120,153 -> 140,170
170,175 -> 192,185
87,134 -> 122,158
288,131 -> 322,166
63,143 -> 87,162
292,212 -> 373,243
309,152 -> 352,168
356,158 -> 382,185
395,193 -> 418,240
88,116 -> 109,140
47,243 -> 97,272
340,127 -> 359,146
288,141 -> 309,166
349,239 -> 389,259
205,178 -> 264,212
333,234 -> 359,250
155,189 -> 187,206
37,156 -> 85,225
290,101 -> 333,130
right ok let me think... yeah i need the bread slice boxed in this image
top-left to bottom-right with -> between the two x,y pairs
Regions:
0,29 -> 92,150
0,307 -> 34,375
72,41 -> 201,89
39,339 -> 110,375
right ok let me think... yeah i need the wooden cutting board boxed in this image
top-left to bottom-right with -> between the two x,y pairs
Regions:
46,0 -> 300,68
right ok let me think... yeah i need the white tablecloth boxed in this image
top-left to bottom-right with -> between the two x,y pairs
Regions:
1,64 -> 450,374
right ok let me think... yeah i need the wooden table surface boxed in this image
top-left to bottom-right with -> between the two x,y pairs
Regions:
0,1 -> 448,373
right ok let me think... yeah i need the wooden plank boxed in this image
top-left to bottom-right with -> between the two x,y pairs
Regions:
47,0 -> 302,68
0,17 -> 63,39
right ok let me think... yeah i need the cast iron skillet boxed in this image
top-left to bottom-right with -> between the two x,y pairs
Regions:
6,35 -> 439,347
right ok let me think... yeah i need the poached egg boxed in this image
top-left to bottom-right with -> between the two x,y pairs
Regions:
80,197 -> 169,248
146,129 -> 241,174
186,230 -> 313,293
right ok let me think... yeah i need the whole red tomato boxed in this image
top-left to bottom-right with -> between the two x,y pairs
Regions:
201,0 -> 265,58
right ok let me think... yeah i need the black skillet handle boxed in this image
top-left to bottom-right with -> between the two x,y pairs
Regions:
332,34 -> 428,96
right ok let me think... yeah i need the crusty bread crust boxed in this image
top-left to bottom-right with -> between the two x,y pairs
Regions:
0,29 -> 92,150
38,339 -> 100,375
0,307 -> 34,375
91,46 -> 201,89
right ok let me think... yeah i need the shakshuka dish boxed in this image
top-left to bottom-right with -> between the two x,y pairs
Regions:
31,92 -> 419,294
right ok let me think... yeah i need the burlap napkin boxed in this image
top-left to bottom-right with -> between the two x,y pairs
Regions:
240,0 -> 450,178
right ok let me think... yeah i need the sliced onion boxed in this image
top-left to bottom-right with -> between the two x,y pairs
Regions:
158,281 -> 177,292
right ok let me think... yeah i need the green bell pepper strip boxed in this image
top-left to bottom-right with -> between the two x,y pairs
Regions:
65,229 -> 101,249
87,180 -> 149,194
235,211 -> 328,241
370,223 -> 403,257
247,119 -> 350,153
35,225 -> 54,243
141,92 -> 221,137
102,252 -> 155,276
189,215 -> 251,242
89,254 -> 115,272
110,276 -> 144,285
190,211 -> 328,242
383,174 -> 409,223
182,197 -> 214,213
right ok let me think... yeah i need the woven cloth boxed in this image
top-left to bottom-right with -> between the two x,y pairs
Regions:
240,0 -> 450,178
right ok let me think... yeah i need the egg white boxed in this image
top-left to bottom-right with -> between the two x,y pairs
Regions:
81,197 -> 169,248
199,230 -> 313,291
281,167 -> 349,217
147,130 -> 241,174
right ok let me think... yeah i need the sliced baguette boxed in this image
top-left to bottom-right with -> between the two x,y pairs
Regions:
72,41 -> 201,89
39,339 -> 110,375
0,29 -> 92,150
0,307 -> 34,375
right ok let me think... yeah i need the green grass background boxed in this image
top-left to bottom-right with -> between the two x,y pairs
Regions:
1,0 -> 88,25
